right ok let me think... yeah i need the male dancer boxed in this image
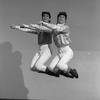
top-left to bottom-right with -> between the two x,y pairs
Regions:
10,11 -> 59,77
39,12 -> 79,78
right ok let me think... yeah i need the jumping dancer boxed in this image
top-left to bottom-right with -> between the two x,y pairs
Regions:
10,12 -> 59,77
40,12 -> 79,78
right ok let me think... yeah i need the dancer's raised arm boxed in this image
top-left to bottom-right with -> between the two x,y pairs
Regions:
10,24 -> 37,34
24,23 -> 52,32
39,21 -> 57,30
39,21 -> 69,34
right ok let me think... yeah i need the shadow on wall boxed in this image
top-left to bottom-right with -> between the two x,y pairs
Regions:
0,42 -> 29,99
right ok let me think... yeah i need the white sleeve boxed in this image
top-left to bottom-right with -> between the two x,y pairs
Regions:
15,26 -> 37,33
30,24 -> 52,32
42,22 -> 57,30
38,25 -> 52,32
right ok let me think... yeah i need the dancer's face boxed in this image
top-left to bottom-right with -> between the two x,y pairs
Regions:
58,15 -> 66,24
42,14 -> 50,23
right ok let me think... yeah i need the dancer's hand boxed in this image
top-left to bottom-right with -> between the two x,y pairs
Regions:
30,24 -> 36,27
22,24 -> 29,28
29,24 -> 38,29
10,24 -> 16,29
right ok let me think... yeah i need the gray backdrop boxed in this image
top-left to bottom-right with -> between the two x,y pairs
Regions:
0,0 -> 100,100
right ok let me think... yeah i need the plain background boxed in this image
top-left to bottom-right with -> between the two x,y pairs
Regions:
0,0 -> 100,100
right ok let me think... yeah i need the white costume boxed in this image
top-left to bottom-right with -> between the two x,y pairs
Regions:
11,25 -> 52,72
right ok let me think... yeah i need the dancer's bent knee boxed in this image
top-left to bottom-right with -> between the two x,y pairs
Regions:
35,63 -> 46,72
57,63 -> 69,72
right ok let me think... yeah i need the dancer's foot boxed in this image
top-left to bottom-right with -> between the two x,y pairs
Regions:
69,68 -> 79,78
45,68 -> 60,77
59,70 -> 74,78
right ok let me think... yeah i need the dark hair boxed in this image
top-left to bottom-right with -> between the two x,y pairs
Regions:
42,11 -> 51,18
57,12 -> 67,20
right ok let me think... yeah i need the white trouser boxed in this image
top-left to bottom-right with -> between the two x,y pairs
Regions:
31,44 -> 52,72
49,46 -> 73,72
